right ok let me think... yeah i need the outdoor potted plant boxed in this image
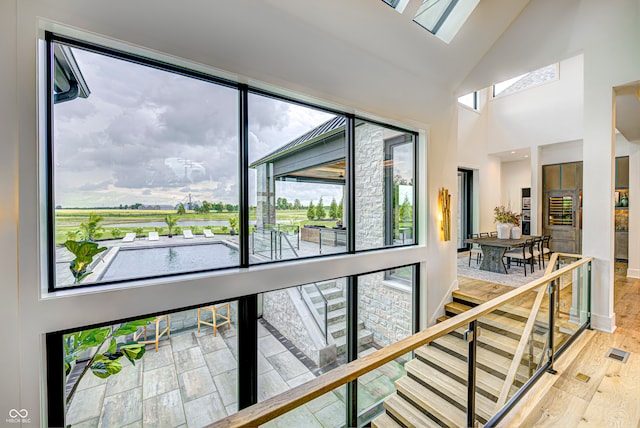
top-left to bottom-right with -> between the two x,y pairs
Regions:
229,216 -> 238,236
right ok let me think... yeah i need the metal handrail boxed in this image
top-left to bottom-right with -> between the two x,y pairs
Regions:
212,253 -> 592,428
297,283 -> 329,344
278,230 -> 299,259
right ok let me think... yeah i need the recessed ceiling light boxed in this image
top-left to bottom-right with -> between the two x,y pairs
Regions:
524,155 -> 529,158
511,151 -> 516,154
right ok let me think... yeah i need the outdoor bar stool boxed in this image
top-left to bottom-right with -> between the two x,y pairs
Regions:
489,231 -> 498,237
197,302 -> 231,336
468,233 -> 482,266
133,314 -> 170,352
479,232 -> 490,238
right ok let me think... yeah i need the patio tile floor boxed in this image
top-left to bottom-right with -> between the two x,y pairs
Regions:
66,320 -> 404,427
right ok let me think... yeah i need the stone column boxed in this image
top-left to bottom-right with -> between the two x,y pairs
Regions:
256,163 -> 276,229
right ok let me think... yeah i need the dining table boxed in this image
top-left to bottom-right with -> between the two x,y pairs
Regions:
464,235 -> 536,274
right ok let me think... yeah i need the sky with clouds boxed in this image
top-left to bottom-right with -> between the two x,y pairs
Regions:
54,45 -> 343,208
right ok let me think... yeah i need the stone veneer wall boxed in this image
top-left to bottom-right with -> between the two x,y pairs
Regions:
358,272 -> 412,347
262,288 -> 321,365
355,123 -> 385,250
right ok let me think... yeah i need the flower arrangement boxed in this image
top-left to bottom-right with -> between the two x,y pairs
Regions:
493,205 -> 521,226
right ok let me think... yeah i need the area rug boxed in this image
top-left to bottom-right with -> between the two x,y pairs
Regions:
457,252 -> 546,287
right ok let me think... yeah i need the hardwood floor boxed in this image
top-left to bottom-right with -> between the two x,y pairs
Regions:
497,263 -> 640,428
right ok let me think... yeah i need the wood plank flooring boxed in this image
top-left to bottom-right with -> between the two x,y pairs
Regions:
495,263 -> 640,428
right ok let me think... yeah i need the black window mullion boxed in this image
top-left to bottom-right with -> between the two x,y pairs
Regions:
346,114 -> 356,254
237,295 -> 258,410
239,85 -> 249,267
346,275 -> 358,426
46,33 -> 56,293
412,133 -> 419,245
46,332 -> 65,427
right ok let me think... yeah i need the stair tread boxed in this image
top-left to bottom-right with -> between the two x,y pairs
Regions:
333,329 -> 373,346
435,334 -> 531,383
406,359 -> 495,422
371,411 -> 403,428
445,302 -> 525,337
453,290 -> 533,319
396,376 -> 466,428
383,393 -> 441,428
416,345 -> 502,398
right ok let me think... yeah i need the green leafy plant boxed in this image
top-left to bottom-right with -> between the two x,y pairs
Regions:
64,317 -> 154,405
494,205 -> 520,226
66,230 -> 80,241
229,216 -> 238,235
134,227 -> 144,237
164,214 -> 179,237
80,212 -> 105,241
64,240 -> 107,284
174,226 -> 183,235
110,228 -> 123,239
154,226 -> 164,235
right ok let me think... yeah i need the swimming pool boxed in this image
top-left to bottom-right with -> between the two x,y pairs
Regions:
100,243 -> 239,281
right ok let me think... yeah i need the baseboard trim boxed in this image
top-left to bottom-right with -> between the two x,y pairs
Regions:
627,268 -> 640,279
591,312 -> 617,333
428,278 -> 459,326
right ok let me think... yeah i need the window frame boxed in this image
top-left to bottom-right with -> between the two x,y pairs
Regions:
44,32 -> 419,292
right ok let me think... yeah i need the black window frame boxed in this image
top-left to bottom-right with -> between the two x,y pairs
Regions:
44,32 -> 419,293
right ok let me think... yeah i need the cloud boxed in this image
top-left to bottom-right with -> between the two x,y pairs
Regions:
53,45 -> 341,207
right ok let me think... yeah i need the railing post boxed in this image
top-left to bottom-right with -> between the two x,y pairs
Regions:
587,261 -> 592,329
467,320 -> 478,428
319,230 -> 323,254
546,279 -> 558,374
279,231 -> 282,259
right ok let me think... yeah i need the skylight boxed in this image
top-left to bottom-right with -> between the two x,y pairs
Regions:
413,0 -> 480,44
493,64 -> 559,97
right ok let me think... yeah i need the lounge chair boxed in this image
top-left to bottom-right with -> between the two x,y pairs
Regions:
122,232 -> 136,242
203,229 -> 215,238
148,231 -> 159,241
183,229 -> 194,239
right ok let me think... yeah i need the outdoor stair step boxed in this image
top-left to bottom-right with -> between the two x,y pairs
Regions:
405,358 -> 495,423
416,344 -> 504,399
382,393 -> 441,428
306,287 -> 343,302
445,302 -> 525,340
334,329 -> 373,354
327,308 -> 346,324
433,334 -> 530,385
327,320 -> 364,339
371,411 -> 403,428
315,280 -> 338,291
395,376 -> 466,428
315,297 -> 346,313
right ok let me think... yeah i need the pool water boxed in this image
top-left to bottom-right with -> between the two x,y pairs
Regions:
101,243 -> 239,281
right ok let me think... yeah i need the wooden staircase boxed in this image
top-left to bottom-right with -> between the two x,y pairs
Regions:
372,285 -> 550,428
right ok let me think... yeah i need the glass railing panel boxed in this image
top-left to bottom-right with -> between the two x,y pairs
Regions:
554,260 -> 589,349
259,386 -> 346,428
473,285 -> 549,424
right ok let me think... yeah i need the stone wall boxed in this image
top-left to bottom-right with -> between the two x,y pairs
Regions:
359,272 -> 412,347
262,288 -> 332,366
355,123 -> 385,249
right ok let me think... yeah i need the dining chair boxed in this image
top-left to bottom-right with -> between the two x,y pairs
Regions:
532,236 -> 543,269
468,233 -> 482,266
504,238 -> 535,276
540,235 -> 552,267
198,302 -> 231,336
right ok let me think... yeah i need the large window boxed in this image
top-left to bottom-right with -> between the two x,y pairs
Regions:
45,33 -> 417,292
356,120 -> 416,251
49,36 -> 239,289
48,264 -> 418,427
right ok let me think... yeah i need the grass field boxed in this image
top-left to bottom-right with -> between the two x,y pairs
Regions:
54,209 -> 339,245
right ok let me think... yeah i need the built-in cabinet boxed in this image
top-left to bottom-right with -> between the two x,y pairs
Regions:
543,162 -> 582,254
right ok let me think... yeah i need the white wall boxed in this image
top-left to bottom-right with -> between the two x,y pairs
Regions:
500,159 -> 531,213
457,89 -> 503,233
487,55 -> 584,154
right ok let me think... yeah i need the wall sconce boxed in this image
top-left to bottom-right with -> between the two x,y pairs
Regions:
439,187 -> 451,241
